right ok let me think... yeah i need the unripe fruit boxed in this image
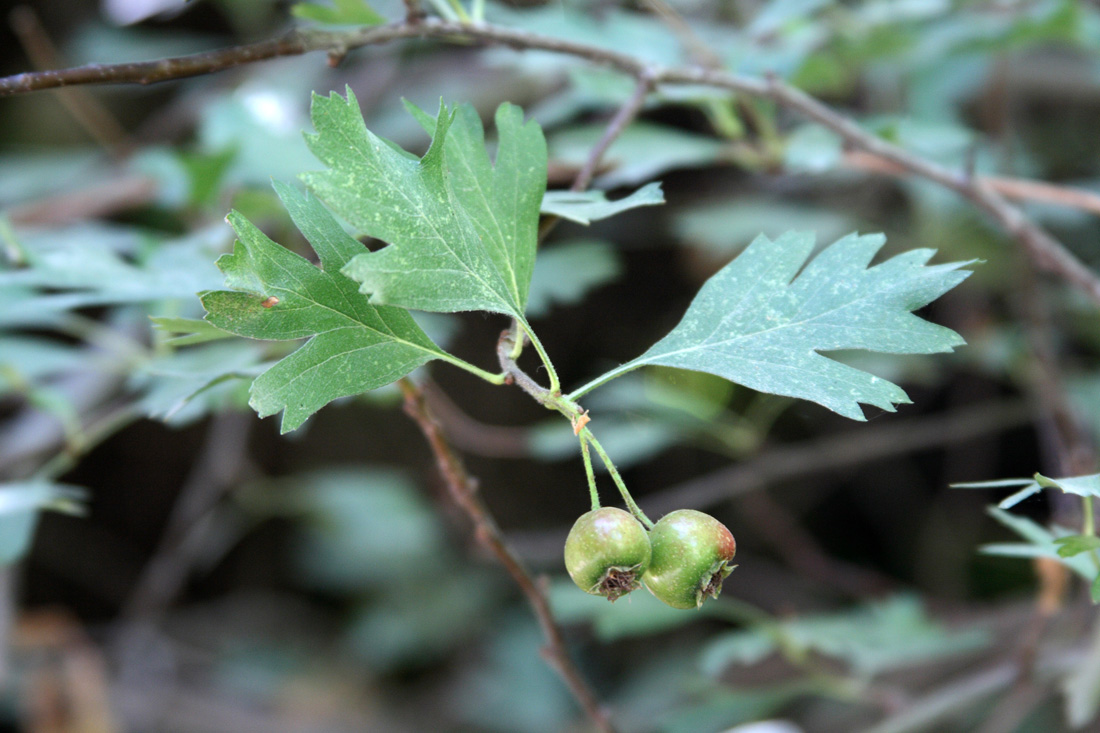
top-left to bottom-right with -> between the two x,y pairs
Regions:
564,507 -> 652,602
644,509 -> 736,609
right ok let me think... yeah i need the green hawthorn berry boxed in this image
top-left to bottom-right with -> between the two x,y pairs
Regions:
564,507 -> 652,602
644,509 -> 736,610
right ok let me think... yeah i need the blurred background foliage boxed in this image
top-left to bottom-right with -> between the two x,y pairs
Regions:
3,0 -> 1100,731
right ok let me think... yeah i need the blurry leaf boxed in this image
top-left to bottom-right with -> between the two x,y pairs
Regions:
0,224 -> 226,326
784,124 -> 843,173
0,151 -> 103,207
1093,574 -> 1100,604
1054,535 -> 1100,558
869,116 -> 975,167
575,231 -> 973,420
0,337 -> 86,392
673,197 -> 853,256
177,148 -> 237,208
540,182 -> 664,224
530,417 -> 679,470
1062,618 -> 1100,727
951,477 -> 1043,509
347,571 -> 500,672
0,482 -> 84,566
660,686 -> 809,733
150,316 -> 236,346
458,615 -> 574,733
643,367 -> 736,422
548,579 -> 702,640
549,123 -> 726,188
699,631 -> 777,674
291,0 -> 384,25
201,182 -> 450,432
1035,472 -> 1100,498
487,5 -> 686,69
526,240 -> 622,318
307,91 -> 546,319
259,469 -> 447,591
701,595 -> 988,679
133,340 -> 264,425
199,89 -> 317,186
747,0 -> 831,35
983,507 -> 1095,580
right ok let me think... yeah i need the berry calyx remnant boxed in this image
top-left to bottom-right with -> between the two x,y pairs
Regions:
643,509 -> 736,609
564,507 -> 652,602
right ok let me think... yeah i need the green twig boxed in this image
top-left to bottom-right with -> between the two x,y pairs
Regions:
440,354 -> 506,385
517,318 -> 560,394
580,434 -> 599,511
582,428 -> 654,528
1085,495 -> 1100,571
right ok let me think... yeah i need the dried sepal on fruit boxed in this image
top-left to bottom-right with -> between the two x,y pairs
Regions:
643,509 -> 736,610
564,507 -> 652,602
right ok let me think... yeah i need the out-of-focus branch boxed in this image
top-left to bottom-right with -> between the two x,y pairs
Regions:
9,6 -> 132,156
570,73 -> 654,194
397,378 -> 616,733
0,567 -> 12,692
647,399 -> 1033,514
8,175 -> 158,227
122,411 -> 256,620
3,18 -> 1098,306
844,150 -> 1100,217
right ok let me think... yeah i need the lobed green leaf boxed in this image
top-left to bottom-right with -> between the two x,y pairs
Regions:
303,89 -> 546,319
201,181 -> 449,432
573,230 -> 974,420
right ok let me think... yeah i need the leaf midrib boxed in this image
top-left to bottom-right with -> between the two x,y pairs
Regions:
324,105 -> 516,315
645,266 -> 942,365
256,242 -> 441,358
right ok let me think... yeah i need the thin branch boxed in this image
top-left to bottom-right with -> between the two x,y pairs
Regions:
122,410 -> 256,620
0,20 -> 651,95
420,380 -> 531,458
397,378 -> 616,733
3,18 -> 1097,306
639,0 -> 723,69
738,491 -> 896,598
8,5 -> 133,156
8,175 -> 158,227
570,72 -> 655,194
0,567 -> 12,691
861,646 -> 1084,733
647,399 -> 1033,514
844,150 -> 1100,217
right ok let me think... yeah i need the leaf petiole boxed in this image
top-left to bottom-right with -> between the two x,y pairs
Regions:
440,354 -> 507,385
566,362 -> 639,402
517,318 -> 560,394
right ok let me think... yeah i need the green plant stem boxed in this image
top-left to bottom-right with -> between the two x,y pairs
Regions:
440,354 -> 506,385
517,318 -> 560,394
1085,495 -> 1100,571
495,331 -> 652,526
397,379 -> 618,733
581,428 -> 654,529
567,361 -> 640,402
580,435 -> 599,511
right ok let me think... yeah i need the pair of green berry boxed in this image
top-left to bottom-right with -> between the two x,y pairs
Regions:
563,507 -> 736,609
